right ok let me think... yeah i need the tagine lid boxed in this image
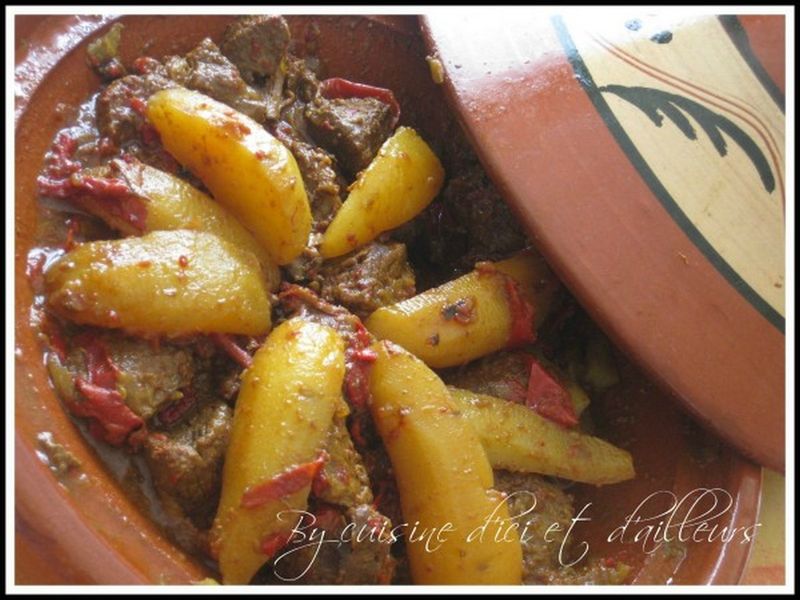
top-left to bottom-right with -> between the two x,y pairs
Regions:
421,13 -> 786,471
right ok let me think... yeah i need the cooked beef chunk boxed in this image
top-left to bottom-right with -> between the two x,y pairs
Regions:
305,97 -> 394,175
274,122 -> 343,227
95,71 -> 176,147
145,400 -> 232,528
315,414 -> 374,507
494,470 -> 630,584
48,331 -> 196,421
444,351 -> 532,404
110,339 -> 197,420
221,15 -> 291,83
409,161 -> 528,279
283,56 -> 321,105
493,470 -> 575,584
316,242 -> 416,319
272,503 -> 394,584
163,38 -> 268,123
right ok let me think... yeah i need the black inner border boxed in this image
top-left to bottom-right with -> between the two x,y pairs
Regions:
718,15 -> 785,113
551,15 -> 784,333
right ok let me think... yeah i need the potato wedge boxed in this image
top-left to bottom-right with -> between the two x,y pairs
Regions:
448,387 -> 635,485
369,341 -> 522,584
147,88 -> 311,265
118,158 -> 280,289
212,319 -> 345,584
44,230 -> 270,335
319,127 -> 444,258
365,252 -> 558,368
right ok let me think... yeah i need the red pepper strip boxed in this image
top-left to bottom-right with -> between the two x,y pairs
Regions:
156,386 -> 197,427
503,275 -> 536,348
132,56 -> 160,75
343,321 -> 376,409
69,173 -> 148,233
129,96 -> 147,116
210,333 -> 254,369
241,453 -> 328,509
319,77 -> 401,129
74,334 -> 120,389
525,360 -> 578,428
41,317 -> 68,363
71,379 -> 145,446
36,132 -> 82,198
260,530 -> 294,559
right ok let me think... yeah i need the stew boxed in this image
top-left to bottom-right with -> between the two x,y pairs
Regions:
29,15 -> 635,585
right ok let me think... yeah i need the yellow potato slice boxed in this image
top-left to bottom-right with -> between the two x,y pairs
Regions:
212,319 -> 345,584
366,252 -> 558,368
147,88 -> 311,265
448,387 -> 635,485
369,341 -> 522,584
44,230 -> 270,335
319,127 -> 444,258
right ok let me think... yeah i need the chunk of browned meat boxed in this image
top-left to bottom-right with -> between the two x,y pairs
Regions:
145,400 -> 232,528
443,351 -> 533,405
221,15 -> 291,83
315,414 -> 373,507
95,71 -> 176,147
494,470 -> 630,584
493,470 -> 575,584
274,122 -> 343,227
269,503 -> 394,584
315,242 -> 416,319
304,97 -> 394,175
47,331 -> 196,421
408,161 -> 528,280
163,38 -> 268,123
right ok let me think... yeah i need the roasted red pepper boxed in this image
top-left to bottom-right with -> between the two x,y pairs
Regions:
259,530 -> 294,559
66,335 -> 146,447
241,453 -> 328,509
319,77 -> 401,129
71,379 -> 145,446
156,386 -> 197,427
525,360 -> 578,428
210,333 -> 254,369
503,276 -> 537,348
36,132 -> 82,198
343,321 -> 376,410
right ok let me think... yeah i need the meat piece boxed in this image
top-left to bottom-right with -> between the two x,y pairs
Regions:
304,97 -> 394,175
271,503 -> 394,584
48,331 -> 197,422
314,414 -> 373,507
220,15 -> 291,83
274,122 -> 343,227
493,470 -> 575,584
95,71 -> 176,147
443,351 -> 533,404
494,470 -> 630,585
110,338 -> 196,420
163,38 -> 268,123
316,242 -> 416,319
414,161 -> 528,278
145,400 -> 232,528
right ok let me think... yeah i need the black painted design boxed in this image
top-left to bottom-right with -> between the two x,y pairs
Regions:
650,30 -> 673,44
599,84 -> 776,193
718,15 -> 784,113
551,15 -> 784,332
